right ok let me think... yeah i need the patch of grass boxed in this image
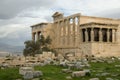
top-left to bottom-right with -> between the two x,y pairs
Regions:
0,67 -> 22,80
0,60 -> 120,80
34,60 -> 120,80
35,65 -> 70,80
90,60 -> 120,80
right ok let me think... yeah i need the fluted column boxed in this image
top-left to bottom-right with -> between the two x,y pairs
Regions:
77,16 -> 80,44
69,19 -> 72,46
55,22 -> 60,47
62,20 -> 65,46
36,32 -> 39,41
73,17 -> 75,45
60,21 -> 63,47
67,19 -> 70,46
85,28 -> 88,42
59,22 -> 62,47
57,22 -> 60,47
91,28 -> 94,42
112,29 -> 115,43
99,28 -> 102,42
75,16 -> 80,47
64,20 -> 67,47
65,19 -> 68,47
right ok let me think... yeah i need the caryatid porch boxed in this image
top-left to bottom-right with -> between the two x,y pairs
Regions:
80,22 -> 118,43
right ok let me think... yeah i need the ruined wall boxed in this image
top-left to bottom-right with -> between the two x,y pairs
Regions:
91,43 -> 120,57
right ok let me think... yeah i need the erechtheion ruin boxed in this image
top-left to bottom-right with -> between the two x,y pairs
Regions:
31,12 -> 120,58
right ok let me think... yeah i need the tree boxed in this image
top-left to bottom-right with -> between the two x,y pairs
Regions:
42,35 -> 52,51
45,36 -> 52,45
39,35 -> 45,47
23,40 -> 41,56
23,35 -> 53,56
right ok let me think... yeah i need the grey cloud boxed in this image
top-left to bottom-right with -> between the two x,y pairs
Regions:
92,8 -> 120,19
0,19 -> 17,26
0,0 -> 54,19
0,27 -> 31,46
44,15 -> 53,22
102,9 -> 120,19
18,9 -> 42,18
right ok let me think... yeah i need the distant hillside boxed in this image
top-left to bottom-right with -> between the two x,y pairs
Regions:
0,42 -> 24,54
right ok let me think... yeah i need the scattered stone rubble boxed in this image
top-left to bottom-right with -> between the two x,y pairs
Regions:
23,71 -> 33,80
19,66 -> 43,80
61,69 -> 72,73
66,76 -> 72,80
0,53 -> 120,80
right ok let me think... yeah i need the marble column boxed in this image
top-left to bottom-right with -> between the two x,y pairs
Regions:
77,16 -> 80,42
62,20 -> 65,46
76,16 -> 80,47
73,17 -> 75,45
85,28 -> 88,42
67,19 -> 70,46
69,19 -> 72,46
99,28 -> 102,42
36,32 -> 39,41
60,21 -> 63,47
59,21 -> 62,47
56,22 -> 59,47
54,22 -> 57,47
112,29 -> 115,43
65,20 -> 68,46
91,28 -> 94,42
66,20 -> 68,46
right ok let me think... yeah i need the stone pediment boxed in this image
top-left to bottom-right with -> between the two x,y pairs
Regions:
52,12 -> 63,21
52,12 -> 63,17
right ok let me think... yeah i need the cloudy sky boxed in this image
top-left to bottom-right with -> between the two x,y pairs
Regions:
0,0 -> 120,46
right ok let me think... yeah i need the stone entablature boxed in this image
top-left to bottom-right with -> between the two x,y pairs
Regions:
80,15 -> 120,24
80,22 -> 118,28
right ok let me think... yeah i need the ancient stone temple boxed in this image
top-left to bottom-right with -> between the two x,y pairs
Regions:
31,12 -> 120,57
